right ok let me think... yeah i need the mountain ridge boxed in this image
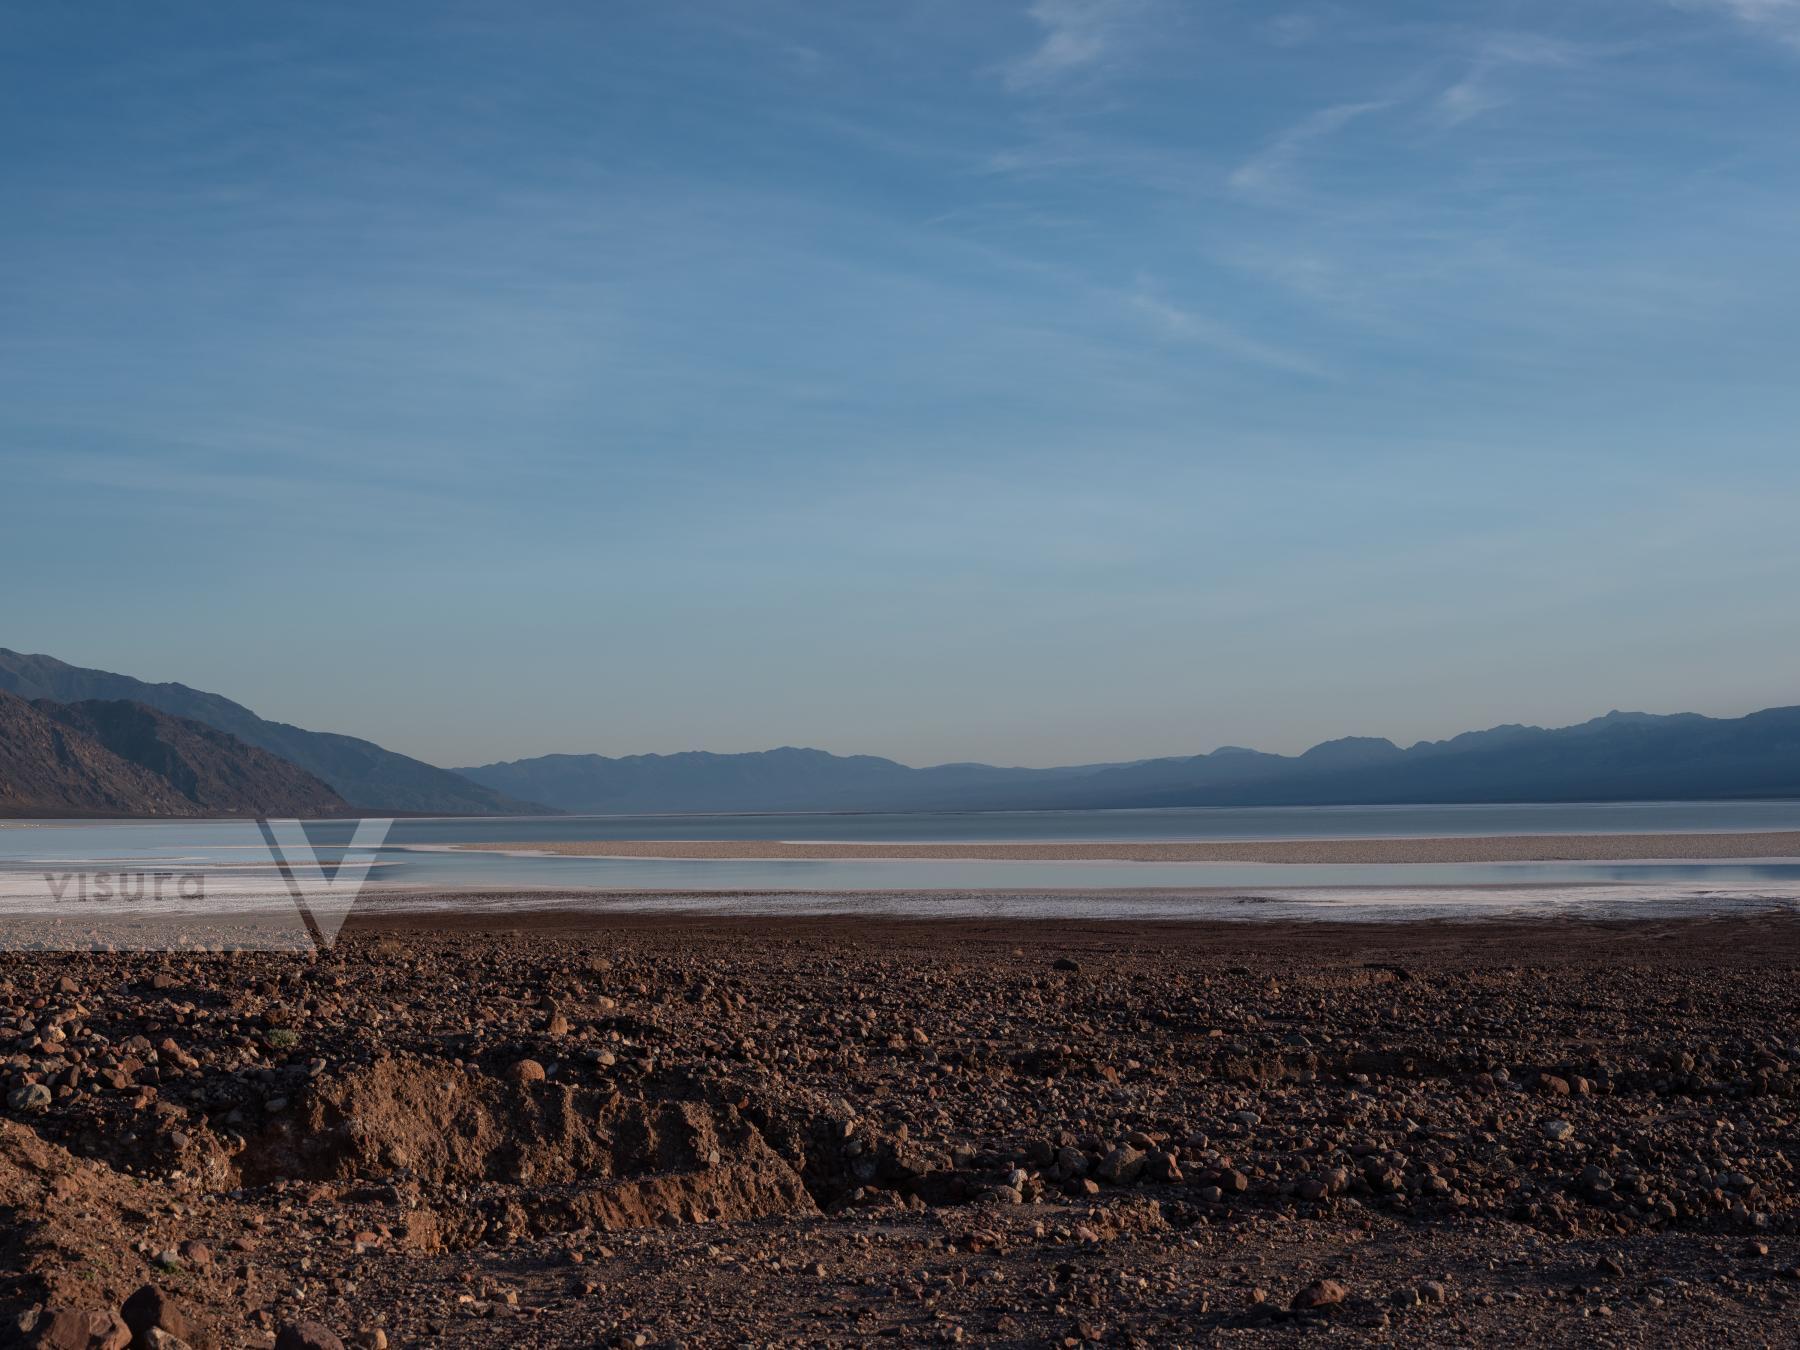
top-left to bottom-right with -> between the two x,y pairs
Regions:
7,645 -> 1795,817
457,705 -> 1800,814
0,690 -> 349,818
0,649 -> 546,815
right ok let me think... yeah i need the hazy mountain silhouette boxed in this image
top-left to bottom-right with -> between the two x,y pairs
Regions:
9,646 -> 1796,817
454,746 -> 1135,814
0,649 -> 544,815
0,690 -> 346,817
460,707 -> 1800,814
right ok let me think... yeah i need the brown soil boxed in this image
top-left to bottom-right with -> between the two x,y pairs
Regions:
3,910 -> 1800,1345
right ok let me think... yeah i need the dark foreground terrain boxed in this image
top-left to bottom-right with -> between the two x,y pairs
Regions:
5,909 -> 1800,1346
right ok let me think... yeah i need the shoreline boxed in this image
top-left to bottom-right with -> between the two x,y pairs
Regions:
443,827 -> 1800,865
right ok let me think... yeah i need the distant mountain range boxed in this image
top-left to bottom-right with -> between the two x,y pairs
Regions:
459,707 -> 1800,814
0,690 -> 346,818
4,645 -> 1798,818
454,747 -> 1133,815
0,649 -> 543,815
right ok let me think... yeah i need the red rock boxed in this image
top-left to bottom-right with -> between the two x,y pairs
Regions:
1095,1144 -> 1145,1185
1291,1279 -> 1349,1310
33,1308 -> 130,1349
1144,1151 -> 1183,1184
275,1322 -> 347,1350
120,1285 -> 200,1345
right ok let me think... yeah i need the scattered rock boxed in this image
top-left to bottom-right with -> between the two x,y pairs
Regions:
32,1309 -> 130,1349
1291,1279 -> 1349,1310
1143,1151 -> 1183,1184
9,1083 -> 53,1113
3,916 -> 1797,1345
121,1285 -> 200,1345
1095,1144 -> 1145,1185
275,1323 -> 347,1350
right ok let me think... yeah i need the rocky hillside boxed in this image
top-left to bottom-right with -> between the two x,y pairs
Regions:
37,698 -> 347,816
0,649 -> 545,815
0,690 -> 197,817
0,690 -> 347,817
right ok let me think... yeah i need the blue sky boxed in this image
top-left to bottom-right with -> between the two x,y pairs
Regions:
5,1 -> 1799,768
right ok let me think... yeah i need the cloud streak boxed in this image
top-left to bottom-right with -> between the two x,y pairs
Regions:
1123,276 -> 1329,377
1434,32 -> 1585,126
1001,0 -> 1142,90
1675,0 -> 1800,51
1228,100 -> 1387,202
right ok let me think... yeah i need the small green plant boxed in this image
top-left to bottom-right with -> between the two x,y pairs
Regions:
264,1028 -> 300,1051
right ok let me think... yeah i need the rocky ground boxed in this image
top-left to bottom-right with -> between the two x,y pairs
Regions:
4,908 -> 1800,1346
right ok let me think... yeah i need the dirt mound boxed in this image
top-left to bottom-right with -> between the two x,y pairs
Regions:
237,1057 -> 816,1240
1,1120 -> 151,1316
0,1121 -> 238,1345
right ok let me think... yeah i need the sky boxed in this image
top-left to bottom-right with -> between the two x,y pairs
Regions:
5,0 -> 1800,770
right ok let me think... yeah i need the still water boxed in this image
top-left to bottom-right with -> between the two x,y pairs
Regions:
4,803 -> 1800,917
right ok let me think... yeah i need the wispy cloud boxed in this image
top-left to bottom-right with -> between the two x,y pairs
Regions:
1228,100 -> 1386,202
1434,32 -> 1585,126
1122,276 -> 1328,377
1675,0 -> 1800,51
1260,9 -> 1327,48
1000,0 -> 1142,91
